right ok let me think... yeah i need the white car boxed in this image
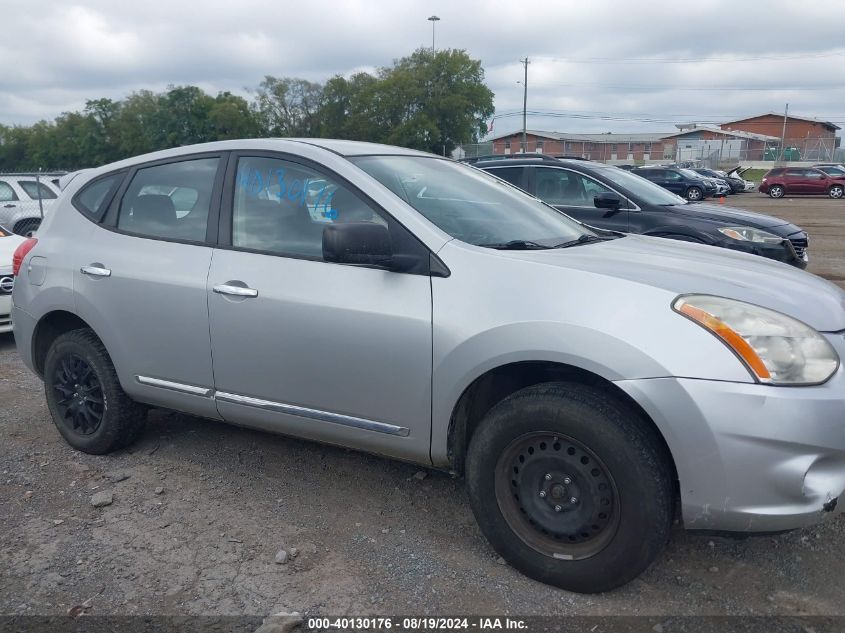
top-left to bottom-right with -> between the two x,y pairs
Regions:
0,175 -> 62,236
0,225 -> 26,333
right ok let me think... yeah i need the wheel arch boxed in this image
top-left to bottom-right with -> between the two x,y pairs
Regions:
445,360 -> 679,489
31,310 -> 100,377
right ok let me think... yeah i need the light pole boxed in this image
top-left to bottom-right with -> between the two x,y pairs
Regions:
520,58 -> 530,153
427,15 -> 440,54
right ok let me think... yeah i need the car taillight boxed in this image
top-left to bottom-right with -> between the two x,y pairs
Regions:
12,238 -> 37,276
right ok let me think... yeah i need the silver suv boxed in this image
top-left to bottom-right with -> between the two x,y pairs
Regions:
11,140 -> 845,593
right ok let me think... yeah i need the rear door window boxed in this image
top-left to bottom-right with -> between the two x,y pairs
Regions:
118,158 -> 219,242
0,182 -> 18,202
486,167 -> 526,189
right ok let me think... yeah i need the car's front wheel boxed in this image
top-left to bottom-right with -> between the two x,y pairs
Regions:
44,329 -> 147,454
829,185 -> 844,200
768,185 -> 785,198
465,383 -> 673,593
685,186 -> 703,201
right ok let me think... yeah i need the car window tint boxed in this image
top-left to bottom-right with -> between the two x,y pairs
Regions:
18,181 -> 57,200
785,169 -> 804,177
75,174 -> 122,221
0,182 -> 18,202
233,156 -> 386,259
486,167 -> 524,188
118,158 -> 218,241
535,168 -> 612,206
805,170 -> 824,179
663,171 -> 681,181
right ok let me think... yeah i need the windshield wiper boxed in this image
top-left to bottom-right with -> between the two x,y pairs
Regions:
551,234 -> 616,249
479,240 -> 552,250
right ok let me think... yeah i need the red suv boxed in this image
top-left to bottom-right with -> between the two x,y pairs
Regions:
759,167 -> 845,199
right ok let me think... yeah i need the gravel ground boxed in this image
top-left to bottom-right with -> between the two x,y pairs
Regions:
1,194 -> 844,619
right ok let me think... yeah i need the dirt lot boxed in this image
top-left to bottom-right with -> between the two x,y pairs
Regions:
1,195 -> 844,620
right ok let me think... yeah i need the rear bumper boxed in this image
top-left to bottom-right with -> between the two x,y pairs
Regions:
616,341 -> 845,533
10,304 -> 36,372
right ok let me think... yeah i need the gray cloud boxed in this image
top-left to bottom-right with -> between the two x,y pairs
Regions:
1,0 -> 844,138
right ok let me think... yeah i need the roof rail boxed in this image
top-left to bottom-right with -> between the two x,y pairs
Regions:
459,153 -> 575,164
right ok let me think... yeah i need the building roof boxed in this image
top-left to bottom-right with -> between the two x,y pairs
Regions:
721,113 -> 840,131
662,125 -> 779,143
490,129 -> 670,143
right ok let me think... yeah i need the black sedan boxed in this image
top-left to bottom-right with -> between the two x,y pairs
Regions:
473,156 -> 809,268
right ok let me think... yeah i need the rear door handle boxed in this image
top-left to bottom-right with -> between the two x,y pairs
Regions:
213,283 -> 258,298
80,265 -> 111,277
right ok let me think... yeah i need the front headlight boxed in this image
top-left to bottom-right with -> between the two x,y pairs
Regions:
717,226 -> 784,245
673,295 -> 839,385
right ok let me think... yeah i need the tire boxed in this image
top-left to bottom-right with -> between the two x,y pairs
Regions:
768,185 -> 785,199
466,382 -> 673,593
829,185 -> 844,200
685,186 -> 703,201
44,328 -> 147,454
14,217 -> 41,237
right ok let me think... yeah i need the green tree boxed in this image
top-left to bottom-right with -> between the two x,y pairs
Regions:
253,76 -> 323,137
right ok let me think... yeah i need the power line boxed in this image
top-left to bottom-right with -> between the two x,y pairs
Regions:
528,82 -> 845,92
544,50 -> 845,64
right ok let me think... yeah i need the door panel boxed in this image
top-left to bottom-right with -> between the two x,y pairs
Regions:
207,153 -> 433,462
73,155 -> 223,418
207,251 -> 432,461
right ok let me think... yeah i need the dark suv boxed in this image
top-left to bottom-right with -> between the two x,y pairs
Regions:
474,156 -> 809,268
631,166 -> 718,201
759,167 -> 845,199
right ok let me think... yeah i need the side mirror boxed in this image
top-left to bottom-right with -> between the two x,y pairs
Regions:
323,222 -> 394,268
594,192 -> 622,210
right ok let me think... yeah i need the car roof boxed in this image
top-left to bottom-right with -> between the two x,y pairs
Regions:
473,157 -> 605,170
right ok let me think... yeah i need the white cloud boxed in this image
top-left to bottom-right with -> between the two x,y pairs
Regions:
1,0 -> 843,137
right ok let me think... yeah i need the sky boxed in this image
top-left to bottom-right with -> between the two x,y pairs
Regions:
2,0 -> 844,141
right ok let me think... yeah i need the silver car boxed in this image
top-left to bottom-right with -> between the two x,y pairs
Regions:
10,139 -> 845,593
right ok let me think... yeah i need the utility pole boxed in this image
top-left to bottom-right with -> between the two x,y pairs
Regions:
520,57 -> 530,153
427,16 -> 440,54
779,103 -> 789,163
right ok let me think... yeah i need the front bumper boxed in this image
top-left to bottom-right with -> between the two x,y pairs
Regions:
0,294 -> 12,333
714,236 -> 808,269
616,333 -> 845,533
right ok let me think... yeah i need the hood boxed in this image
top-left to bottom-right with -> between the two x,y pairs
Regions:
503,235 -> 845,331
0,233 -> 26,268
667,202 -> 790,229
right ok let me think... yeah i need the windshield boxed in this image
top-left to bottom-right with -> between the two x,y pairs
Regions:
596,167 -> 688,206
351,156 -> 592,247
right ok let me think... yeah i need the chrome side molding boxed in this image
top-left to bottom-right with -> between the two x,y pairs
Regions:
135,375 -> 409,437
215,391 -> 410,437
135,375 -> 213,397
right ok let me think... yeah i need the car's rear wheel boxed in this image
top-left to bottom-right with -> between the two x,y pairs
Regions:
44,329 -> 147,454
769,185 -> 785,198
13,218 -> 41,237
829,185 -> 844,200
465,382 -> 673,593
685,186 -> 703,201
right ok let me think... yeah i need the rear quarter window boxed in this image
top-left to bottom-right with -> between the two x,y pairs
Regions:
73,174 -> 124,221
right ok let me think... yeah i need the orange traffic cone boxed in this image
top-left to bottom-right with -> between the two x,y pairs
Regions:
719,195 -> 725,204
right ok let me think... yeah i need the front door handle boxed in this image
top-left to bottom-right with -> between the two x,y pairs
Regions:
3,204 -> 15,208
80,265 -> 111,277
213,283 -> 258,298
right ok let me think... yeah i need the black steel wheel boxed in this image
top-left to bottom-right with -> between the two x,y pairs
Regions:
466,382 -> 673,593
52,353 -> 105,435
44,329 -> 147,454
495,432 -> 619,560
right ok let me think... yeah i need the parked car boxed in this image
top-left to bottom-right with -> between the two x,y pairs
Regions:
726,166 -> 758,192
630,166 -> 718,200
11,140 -> 845,594
0,224 -> 26,333
759,167 -> 845,199
691,167 -> 746,194
0,175 -> 61,236
475,156 -> 809,268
